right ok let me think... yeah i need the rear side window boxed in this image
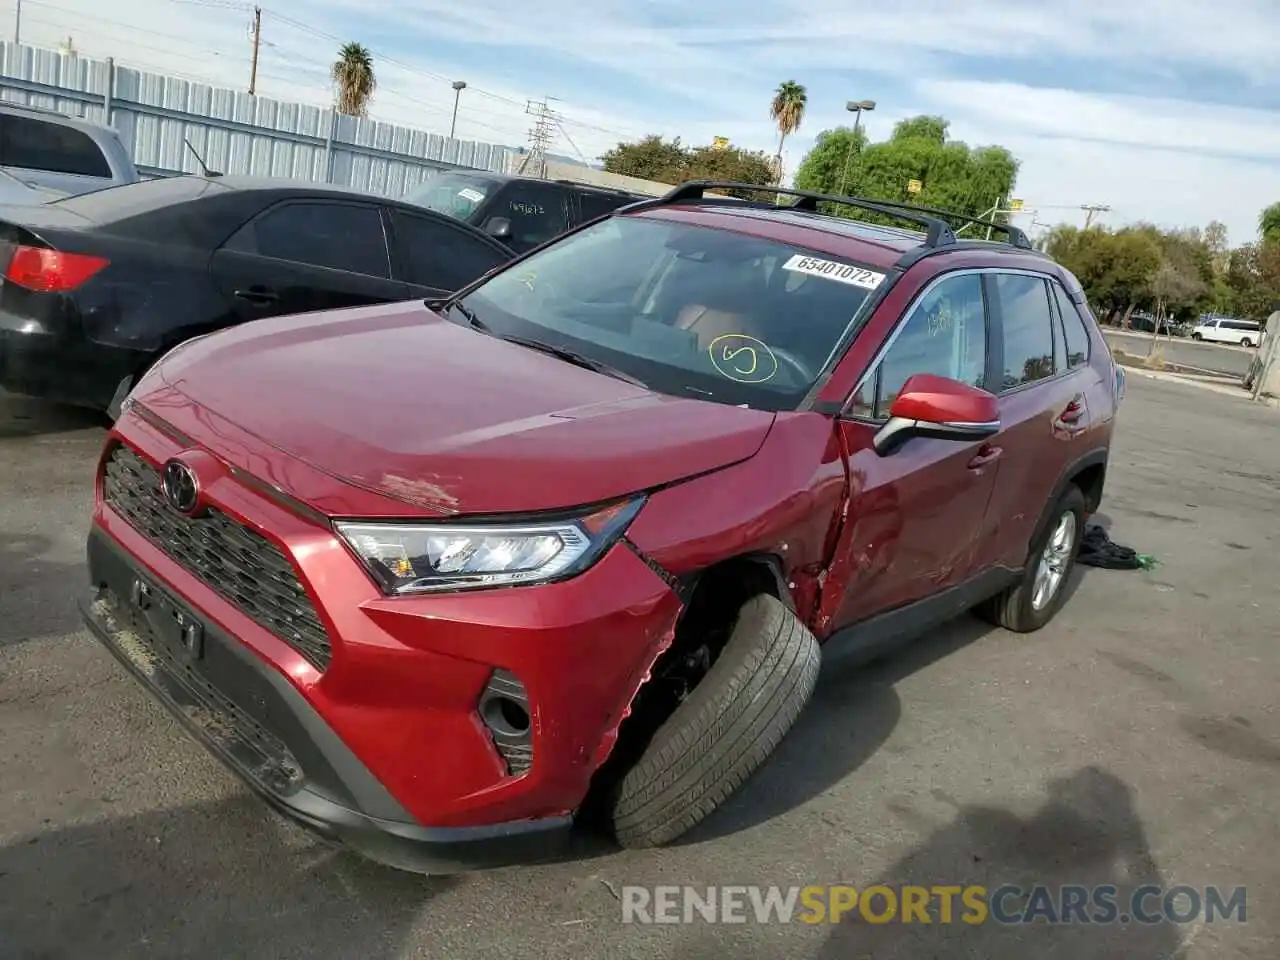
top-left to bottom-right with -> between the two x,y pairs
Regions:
577,190 -> 634,222
227,201 -> 390,278
993,273 -> 1056,390
390,210 -> 508,290
1050,281 -> 1090,368
0,114 -> 112,178
499,181 -> 570,250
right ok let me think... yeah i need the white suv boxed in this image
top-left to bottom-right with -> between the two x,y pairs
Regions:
1191,317 -> 1264,348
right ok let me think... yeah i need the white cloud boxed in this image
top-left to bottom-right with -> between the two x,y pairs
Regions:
12,0 -> 1280,245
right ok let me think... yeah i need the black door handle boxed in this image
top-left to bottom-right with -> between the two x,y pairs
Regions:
234,286 -> 279,305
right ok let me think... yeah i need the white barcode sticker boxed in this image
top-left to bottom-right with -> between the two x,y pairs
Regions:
782,254 -> 885,289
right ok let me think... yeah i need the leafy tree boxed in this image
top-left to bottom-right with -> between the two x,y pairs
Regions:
769,81 -> 807,183
601,135 -> 775,191
793,115 -> 1018,231
332,42 -> 376,117
1261,202 -> 1280,246
1226,242 -> 1280,320
600,135 -> 689,182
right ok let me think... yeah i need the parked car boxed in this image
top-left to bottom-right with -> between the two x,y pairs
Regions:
402,170 -> 647,253
1191,316 -> 1263,347
0,174 -> 515,417
0,101 -> 139,196
81,180 -> 1121,873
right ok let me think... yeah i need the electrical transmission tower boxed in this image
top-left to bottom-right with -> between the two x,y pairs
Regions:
517,98 -> 558,177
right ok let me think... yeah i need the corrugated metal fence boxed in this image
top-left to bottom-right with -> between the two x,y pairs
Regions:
0,41 -> 515,197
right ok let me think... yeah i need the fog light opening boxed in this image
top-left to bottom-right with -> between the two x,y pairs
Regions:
483,696 -> 530,736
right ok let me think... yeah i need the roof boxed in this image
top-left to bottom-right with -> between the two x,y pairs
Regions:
0,100 -> 123,141
427,169 -> 645,198
621,180 -> 1053,274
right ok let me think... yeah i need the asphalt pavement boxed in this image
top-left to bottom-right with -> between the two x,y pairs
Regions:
2,379 -> 1279,960
1101,329 -> 1256,377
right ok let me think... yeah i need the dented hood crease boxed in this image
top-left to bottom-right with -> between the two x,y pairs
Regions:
148,301 -> 777,518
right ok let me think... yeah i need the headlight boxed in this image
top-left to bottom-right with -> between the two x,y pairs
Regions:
335,497 -> 645,595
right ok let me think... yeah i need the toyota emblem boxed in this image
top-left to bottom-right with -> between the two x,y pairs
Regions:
161,459 -> 201,515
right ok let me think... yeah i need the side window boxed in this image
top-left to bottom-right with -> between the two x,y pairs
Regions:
1050,281 -> 1090,368
0,115 -> 112,178
227,201 -> 390,278
993,273 -> 1056,390
847,273 -> 987,419
500,182 -> 569,249
391,211 -> 508,290
577,190 -> 632,222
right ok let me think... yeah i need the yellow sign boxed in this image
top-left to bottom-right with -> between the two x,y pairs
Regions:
712,136 -> 730,150
906,179 -> 922,194
1008,198 -> 1024,212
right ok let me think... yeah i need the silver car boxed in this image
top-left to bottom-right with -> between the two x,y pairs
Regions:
0,102 -> 139,197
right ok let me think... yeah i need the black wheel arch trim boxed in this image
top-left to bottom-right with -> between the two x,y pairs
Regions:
1028,448 -> 1108,555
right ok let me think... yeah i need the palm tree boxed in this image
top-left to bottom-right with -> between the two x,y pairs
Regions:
1260,202 -> 1280,246
769,81 -> 807,183
332,42 -> 376,117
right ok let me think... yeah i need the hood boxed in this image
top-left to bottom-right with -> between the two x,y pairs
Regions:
150,300 -> 776,517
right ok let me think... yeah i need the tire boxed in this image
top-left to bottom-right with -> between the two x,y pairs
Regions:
976,484 -> 1087,633
610,593 -> 821,848
1191,333 -> 1202,341
1242,339 -> 1253,349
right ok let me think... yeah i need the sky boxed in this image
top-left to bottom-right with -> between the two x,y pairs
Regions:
14,0 -> 1280,247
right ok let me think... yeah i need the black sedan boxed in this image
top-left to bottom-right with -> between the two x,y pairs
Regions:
0,175 -> 516,417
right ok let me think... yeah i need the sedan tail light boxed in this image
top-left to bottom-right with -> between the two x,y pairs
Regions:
3,244 -> 110,292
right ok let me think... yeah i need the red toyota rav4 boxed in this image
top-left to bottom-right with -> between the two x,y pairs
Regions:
81,181 -> 1122,873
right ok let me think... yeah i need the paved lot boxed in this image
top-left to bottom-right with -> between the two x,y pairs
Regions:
1,378 -> 1278,960
1101,329 -> 1256,377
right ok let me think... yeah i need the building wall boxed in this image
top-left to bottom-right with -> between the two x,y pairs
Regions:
0,41 -> 514,197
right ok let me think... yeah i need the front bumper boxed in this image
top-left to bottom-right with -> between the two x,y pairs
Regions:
81,527 -> 574,874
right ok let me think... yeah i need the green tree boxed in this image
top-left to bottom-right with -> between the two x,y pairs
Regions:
332,42 -> 376,117
1226,243 -> 1280,320
600,135 -> 688,181
793,115 -> 1019,231
1044,225 -> 1162,323
601,136 -> 775,191
1260,202 -> 1280,246
769,81 -> 807,183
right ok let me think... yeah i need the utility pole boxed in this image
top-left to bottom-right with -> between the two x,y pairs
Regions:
1082,203 -> 1110,229
248,6 -> 261,95
13,0 -> 21,45
517,97 -> 557,178
449,80 -> 466,139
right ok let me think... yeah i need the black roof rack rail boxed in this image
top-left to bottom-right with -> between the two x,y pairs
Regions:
656,181 -> 956,248
823,196 -> 1034,249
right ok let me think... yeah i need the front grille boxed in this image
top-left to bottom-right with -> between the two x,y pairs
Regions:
102,444 -> 333,671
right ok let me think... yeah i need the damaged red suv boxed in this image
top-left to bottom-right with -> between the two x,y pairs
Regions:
82,181 -> 1122,872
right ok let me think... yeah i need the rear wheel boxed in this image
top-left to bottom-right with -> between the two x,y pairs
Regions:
609,593 -> 820,848
1191,332 -> 1203,341
1242,338 -> 1254,349
976,484 -> 1086,633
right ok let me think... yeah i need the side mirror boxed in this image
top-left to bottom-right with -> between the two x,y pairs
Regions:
482,216 -> 512,240
872,373 -> 1000,456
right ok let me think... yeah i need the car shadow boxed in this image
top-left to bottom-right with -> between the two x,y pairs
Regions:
0,797 -> 453,960
0,391 -> 106,439
672,611 -> 1000,845
0,531 -> 88,648
815,766 -> 1186,958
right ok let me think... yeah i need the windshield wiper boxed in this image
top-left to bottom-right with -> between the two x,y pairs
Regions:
501,336 -> 648,389
441,299 -> 489,332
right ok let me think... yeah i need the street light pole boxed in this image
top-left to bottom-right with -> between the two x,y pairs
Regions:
449,80 -> 467,140
14,0 -> 21,45
838,99 -> 875,196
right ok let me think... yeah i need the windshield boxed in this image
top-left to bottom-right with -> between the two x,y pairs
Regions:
402,172 -> 499,221
453,215 -> 887,410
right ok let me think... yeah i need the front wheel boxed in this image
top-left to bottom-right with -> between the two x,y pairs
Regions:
976,485 -> 1087,633
1191,333 -> 1203,341
609,593 -> 820,848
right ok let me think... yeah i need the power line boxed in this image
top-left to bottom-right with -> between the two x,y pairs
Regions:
1082,204 -> 1112,229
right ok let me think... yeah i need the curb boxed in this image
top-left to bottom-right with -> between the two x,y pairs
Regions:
1117,363 -> 1276,403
